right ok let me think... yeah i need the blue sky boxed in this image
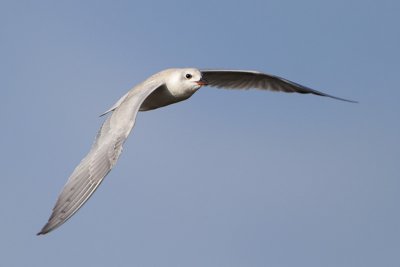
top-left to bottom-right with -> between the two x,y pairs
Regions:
1,0 -> 399,266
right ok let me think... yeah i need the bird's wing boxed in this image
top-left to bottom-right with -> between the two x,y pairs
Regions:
201,70 -> 356,103
38,80 -> 165,235
99,90 -> 131,117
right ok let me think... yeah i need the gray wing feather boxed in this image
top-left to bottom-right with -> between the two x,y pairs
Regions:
38,80 -> 164,235
201,70 -> 356,103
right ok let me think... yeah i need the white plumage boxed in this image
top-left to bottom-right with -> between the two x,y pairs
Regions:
38,68 -> 355,235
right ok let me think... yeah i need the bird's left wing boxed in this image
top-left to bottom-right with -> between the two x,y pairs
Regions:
201,70 -> 356,103
38,80 -> 165,235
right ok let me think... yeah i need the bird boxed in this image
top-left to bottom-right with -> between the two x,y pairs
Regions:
37,68 -> 356,235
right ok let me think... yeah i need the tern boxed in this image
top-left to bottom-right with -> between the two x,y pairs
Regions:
37,68 -> 355,235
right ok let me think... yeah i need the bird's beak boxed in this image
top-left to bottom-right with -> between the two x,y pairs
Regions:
196,78 -> 208,86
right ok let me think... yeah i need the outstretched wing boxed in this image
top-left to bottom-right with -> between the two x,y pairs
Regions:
201,70 -> 356,103
38,80 -> 164,235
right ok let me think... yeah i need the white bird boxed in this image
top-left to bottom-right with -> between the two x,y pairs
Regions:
37,68 -> 355,235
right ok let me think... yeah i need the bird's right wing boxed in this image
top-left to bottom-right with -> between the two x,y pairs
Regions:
201,70 -> 356,103
38,79 -> 165,235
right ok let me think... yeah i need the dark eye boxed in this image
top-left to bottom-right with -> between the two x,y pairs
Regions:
185,73 -> 192,79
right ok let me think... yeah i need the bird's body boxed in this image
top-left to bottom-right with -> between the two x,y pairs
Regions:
38,68 -> 355,235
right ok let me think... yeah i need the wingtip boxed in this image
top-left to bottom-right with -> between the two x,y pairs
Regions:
36,228 -> 47,236
332,96 -> 358,104
37,223 -> 52,236
36,229 -> 45,236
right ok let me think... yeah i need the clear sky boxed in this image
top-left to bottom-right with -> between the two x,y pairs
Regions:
1,0 -> 399,266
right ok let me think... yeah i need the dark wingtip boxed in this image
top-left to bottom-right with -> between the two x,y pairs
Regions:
327,95 -> 358,103
36,230 -> 44,236
36,224 -> 51,236
309,89 -> 358,103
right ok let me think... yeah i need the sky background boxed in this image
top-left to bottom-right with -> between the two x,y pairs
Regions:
1,0 -> 399,266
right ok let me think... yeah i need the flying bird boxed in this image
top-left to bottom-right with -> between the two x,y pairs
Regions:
37,68 -> 356,235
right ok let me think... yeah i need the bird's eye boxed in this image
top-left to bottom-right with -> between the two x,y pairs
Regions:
185,73 -> 192,79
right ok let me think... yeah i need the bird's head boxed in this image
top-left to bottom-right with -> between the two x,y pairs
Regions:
165,68 -> 208,97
